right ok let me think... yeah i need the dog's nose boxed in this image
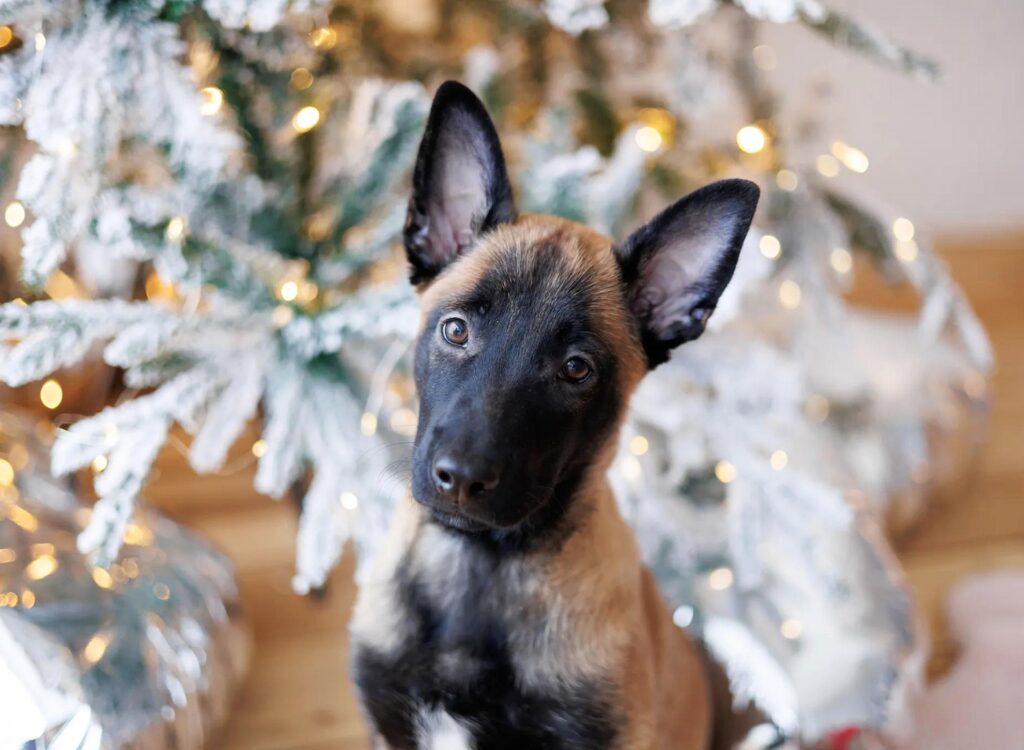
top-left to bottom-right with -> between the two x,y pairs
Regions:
432,454 -> 500,502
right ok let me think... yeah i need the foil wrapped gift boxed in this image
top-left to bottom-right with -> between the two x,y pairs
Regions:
0,414 -> 249,749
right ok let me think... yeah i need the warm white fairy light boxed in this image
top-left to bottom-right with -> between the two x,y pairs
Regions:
340,492 -> 359,510
360,412 -> 378,436
0,26 -> 12,49
278,280 -> 299,301
714,460 -> 737,484
621,456 -> 643,481
39,379 -> 63,410
634,126 -> 663,153
0,458 -> 13,487
389,408 -> 418,436
759,234 -> 781,260
165,216 -> 186,241
272,305 -> 294,328
815,154 -> 840,177
895,239 -> 919,263
805,394 -> 830,423
20,589 -> 35,608
4,201 -> 25,227
83,632 -> 110,664
91,455 -> 107,473
310,26 -> 338,49
832,140 -> 869,173
736,125 -> 768,154
752,44 -> 776,71
290,67 -> 314,90
34,32 -> 45,51
893,217 -> 915,242
672,605 -> 694,628
292,105 -> 321,133
780,618 -> 803,639
708,567 -> 734,591
25,554 -> 58,580
778,280 -> 801,309
770,450 -> 788,471
830,247 -> 853,274
629,435 -> 649,455
199,86 -> 223,116
91,566 -> 113,589
251,439 -> 267,457
776,169 -> 798,192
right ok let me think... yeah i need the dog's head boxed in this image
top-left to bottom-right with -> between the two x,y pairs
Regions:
404,82 -> 758,539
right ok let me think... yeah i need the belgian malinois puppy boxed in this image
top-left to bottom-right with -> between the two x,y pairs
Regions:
350,81 -> 759,750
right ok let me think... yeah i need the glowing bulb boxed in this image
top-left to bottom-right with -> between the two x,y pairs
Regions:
714,460 -> 737,484
39,379 -> 63,410
340,492 -> 359,510
360,412 -> 378,436
634,126 -> 663,153
629,435 -> 649,456
389,408 -> 418,436
165,216 -> 186,241
83,633 -> 110,663
708,567 -> 734,591
759,234 -> 781,260
57,137 -> 77,159
26,554 -> 57,580
4,201 -> 25,227
0,458 -> 13,487
290,68 -> 314,90
0,548 -> 15,563
7,506 -> 38,532
621,456 -> 643,481
815,154 -> 840,177
251,439 -> 267,458
199,86 -> 223,116
780,618 -> 803,639
776,169 -> 798,191
309,26 -> 338,49
895,239 -> 918,263
34,32 -> 45,51
672,605 -> 694,628
292,106 -> 321,133
21,589 -> 35,608
778,279 -> 801,309
278,280 -> 299,301
736,125 -> 768,154
272,305 -> 294,328
752,44 -> 776,71
0,26 -> 12,49
830,247 -> 853,274
769,450 -> 788,471
893,217 -> 915,241
91,567 -> 113,589
91,455 -> 107,473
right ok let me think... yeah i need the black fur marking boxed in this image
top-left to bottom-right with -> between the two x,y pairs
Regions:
410,243 -> 624,552
615,178 -> 759,367
352,549 -> 619,750
404,81 -> 516,286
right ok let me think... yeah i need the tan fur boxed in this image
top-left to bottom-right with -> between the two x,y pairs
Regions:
351,213 -> 711,749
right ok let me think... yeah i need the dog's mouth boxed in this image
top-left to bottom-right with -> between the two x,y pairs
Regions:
429,508 -> 491,534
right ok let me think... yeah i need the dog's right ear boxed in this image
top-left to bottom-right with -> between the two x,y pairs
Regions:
403,81 -> 516,286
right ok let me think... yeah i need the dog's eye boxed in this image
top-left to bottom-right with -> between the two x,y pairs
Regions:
441,318 -> 469,346
559,356 -> 593,384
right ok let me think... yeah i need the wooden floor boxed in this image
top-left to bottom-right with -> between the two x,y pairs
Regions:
143,236 -> 1024,749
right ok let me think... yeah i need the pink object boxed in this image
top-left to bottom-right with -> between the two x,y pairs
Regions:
896,568 -> 1024,750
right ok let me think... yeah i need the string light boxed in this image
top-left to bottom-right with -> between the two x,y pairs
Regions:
895,239 -> 918,263
251,439 -> 267,457
309,26 -> 338,49
830,247 -> 853,274
770,450 -> 788,471
45,269 -> 82,300
199,86 -> 223,116
20,589 -> 35,608
360,412 -> 378,436
0,592 -> 17,607
165,216 -> 186,241
34,32 -> 45,51
123,523 -> 153,546
708,567 -> 734,591
759,234 -> 781,260
290,67 -> 314,90
39,379 -> 63,410
272,304 -> 294,328
389,407 -> 418,436
82,632 -> 110,664
893,217 -> 915,241
672,605 -> 694,628
91,455 -> 107,473
714,460 -> 737,484
292,105 -> 321,133
778,279 -> 801,309
91,567 -> 113,589
25,554 -> 58,580
0,548 -> 15,563
278,280 -> 299,301
4,201 -> 25,227
815,154 -> 840,177
805,394 -> 830,423
7,506 -> 38,532
629,435 -> 649,456
57,137 -> 77,159
621,456 -> 643,481
0,26 -> 12,48
0,458 -> 13,488
775,169 -> 799,192
736,125 -> 768,154
780,618 -> 803,639
634,126 -> 663,153
832,140 -> 869,173
637,108 -> 675,149
145,272 -> 177,303
752,44 -> 776,71
340,491 -> 359,510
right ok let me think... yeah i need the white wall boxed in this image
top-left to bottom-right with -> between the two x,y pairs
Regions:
761,0 -> 1024,236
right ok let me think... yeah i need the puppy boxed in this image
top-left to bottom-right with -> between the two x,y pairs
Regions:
350,81 -> 759,750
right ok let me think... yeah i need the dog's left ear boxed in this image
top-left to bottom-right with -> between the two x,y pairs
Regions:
403,80 -> 516,286
615,178 -> 759,367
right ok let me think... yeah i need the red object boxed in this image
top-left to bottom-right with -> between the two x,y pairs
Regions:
824,726 -> 862,750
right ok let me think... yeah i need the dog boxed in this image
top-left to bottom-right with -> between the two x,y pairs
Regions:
350,81 -> 759,750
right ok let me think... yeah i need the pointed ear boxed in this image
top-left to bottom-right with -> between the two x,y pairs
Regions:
403,80 -> 516,286
615,179 -> 759,367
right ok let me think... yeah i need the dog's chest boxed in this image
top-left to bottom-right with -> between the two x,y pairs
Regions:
351,533 -> 618,750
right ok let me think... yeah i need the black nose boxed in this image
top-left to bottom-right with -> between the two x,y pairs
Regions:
433,454 -> 500,502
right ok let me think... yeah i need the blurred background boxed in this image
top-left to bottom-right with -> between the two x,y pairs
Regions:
0,1 -> 1021,749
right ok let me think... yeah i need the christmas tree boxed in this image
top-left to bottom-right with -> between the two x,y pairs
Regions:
0,0 -> 991,743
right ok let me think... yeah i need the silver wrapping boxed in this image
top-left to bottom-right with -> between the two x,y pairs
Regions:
0,414 -> 249,749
